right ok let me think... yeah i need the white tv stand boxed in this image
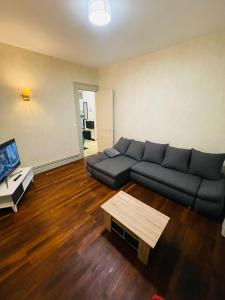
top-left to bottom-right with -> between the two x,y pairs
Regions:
0,167 -> 33,213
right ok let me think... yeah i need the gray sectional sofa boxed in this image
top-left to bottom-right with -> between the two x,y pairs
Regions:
86,138 -> 225,218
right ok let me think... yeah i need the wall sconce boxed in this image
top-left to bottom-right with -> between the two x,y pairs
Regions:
22,88 -> 32,101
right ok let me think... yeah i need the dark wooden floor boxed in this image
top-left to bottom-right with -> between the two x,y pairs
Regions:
0,159 -> 224,300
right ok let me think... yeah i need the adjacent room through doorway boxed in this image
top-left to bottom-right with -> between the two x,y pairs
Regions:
79,90 -> 97,157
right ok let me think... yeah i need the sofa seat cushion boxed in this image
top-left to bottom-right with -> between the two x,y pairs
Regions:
131,161 -> 201,196
86,153 -> 108,168
197,177 -> 225,203
94,155 -> 137,178
130,171 -> 195,207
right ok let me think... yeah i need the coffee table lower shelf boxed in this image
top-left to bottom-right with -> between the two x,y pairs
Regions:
104,211 -> 151,265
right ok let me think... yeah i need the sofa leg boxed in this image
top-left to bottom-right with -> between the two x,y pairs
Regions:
12,205 -> 17,213
222,219 -> 225,237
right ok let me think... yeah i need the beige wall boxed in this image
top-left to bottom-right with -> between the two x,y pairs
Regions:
1,31 -> 225,171
0,43 -> 97,167
98,31 -> 225,153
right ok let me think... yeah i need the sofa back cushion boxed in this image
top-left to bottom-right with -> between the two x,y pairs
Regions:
189,149 -> 225,180
143,141 -> 168,164
125,140 -> 145,161
162,146 -> 191,172
114,137 -> 131,154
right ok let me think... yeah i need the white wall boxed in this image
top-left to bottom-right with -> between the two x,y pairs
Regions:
0,43 -> 97,168
98,31 -> 225,154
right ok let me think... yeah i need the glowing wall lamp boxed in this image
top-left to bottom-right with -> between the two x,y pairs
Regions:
22,88 -> 32,101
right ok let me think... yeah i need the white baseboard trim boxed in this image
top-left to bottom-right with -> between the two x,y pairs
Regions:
33,154 -> 82,175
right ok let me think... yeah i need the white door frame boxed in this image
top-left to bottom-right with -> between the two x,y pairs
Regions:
73,82 -> 98,157
95,89 -> 114,152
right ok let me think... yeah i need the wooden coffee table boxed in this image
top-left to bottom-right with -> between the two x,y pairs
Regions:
101,191 -> 170,265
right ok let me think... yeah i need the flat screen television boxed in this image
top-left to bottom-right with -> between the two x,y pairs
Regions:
0,139 -> 21,184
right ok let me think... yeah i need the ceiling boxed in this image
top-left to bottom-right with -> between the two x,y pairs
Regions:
0,0 -> 225,67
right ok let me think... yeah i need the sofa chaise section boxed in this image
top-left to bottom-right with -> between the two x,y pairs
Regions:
86,153 -> 108,175
93,155 -> 138,189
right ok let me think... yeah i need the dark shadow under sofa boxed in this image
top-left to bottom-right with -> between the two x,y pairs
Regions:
86,138 -> 225,218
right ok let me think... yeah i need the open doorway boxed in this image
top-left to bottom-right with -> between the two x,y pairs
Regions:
74,82 -> 114,158
79,90 -> 97,157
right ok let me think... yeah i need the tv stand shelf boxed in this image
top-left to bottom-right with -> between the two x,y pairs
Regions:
0,167 -> 33,212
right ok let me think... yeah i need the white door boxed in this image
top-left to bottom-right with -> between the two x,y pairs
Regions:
95,89 -> 114,152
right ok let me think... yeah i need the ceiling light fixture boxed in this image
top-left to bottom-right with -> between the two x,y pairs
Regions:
88,0 -> 111,26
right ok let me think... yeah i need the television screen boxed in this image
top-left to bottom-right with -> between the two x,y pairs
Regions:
0,139 -> 21,184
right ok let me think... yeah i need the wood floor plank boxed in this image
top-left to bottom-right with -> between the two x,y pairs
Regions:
0,159 -> 224,300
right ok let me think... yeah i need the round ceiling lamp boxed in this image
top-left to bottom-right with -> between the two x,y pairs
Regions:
88,0 -> 111,26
